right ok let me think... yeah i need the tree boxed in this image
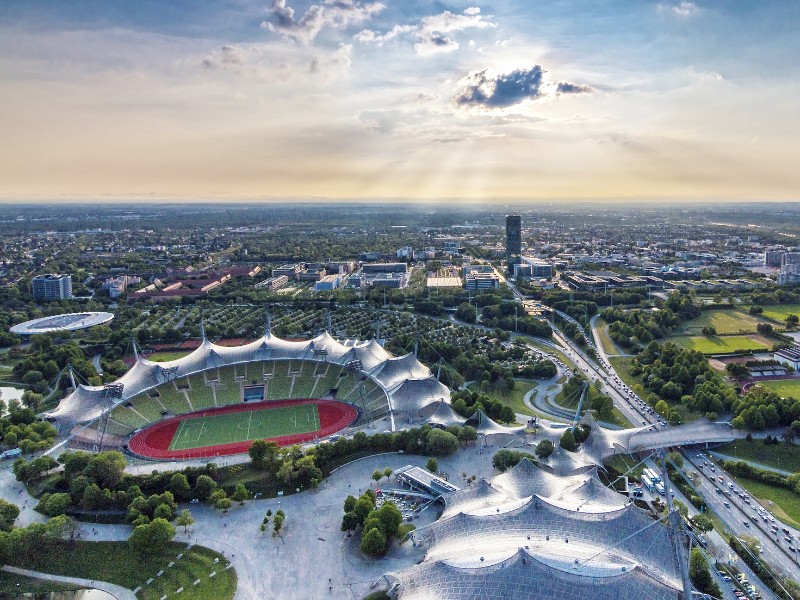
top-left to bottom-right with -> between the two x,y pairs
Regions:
231,483 -> 250,505
84,451 -> 126,489
425,429 -> 459,456
787,314 -> 800,328
0,500 -> 19,532
153,503 -> 174,521
457,425 -> 477,445
499,405 -> 516,424
689,548 -> 721,598
176,509 -> 195,533
560,429 -> 577,451
273,512 -> 285,536
353,496 -> 375,525
667,451 -> 684,469
194,475 -> 218,501
38,493 -> 72,518
690,514 -> 714,533
535,439 -> 554,459
343,495 -> 357,513
360,527 -> 387,557
374,502 -> 403,539
383,467 -> 393,482
168,473 -> 191,502
341,511 -> 360,532
249,440 -> 279,469
425,458 -> 438,474
216,497 -> 232,513
654,400 -> 670,417
128,518 -> 176,557
371,470 -> 383,486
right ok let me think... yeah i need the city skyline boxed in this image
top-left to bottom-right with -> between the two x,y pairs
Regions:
1,0 -> 799,203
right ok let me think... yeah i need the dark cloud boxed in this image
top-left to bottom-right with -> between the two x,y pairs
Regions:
556,81 -> 595,95
455,66 -> 545,109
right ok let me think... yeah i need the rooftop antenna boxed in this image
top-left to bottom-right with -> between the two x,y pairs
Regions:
264,307 -> 271,337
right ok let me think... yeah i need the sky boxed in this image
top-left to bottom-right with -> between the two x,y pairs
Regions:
0,0 -> 799,203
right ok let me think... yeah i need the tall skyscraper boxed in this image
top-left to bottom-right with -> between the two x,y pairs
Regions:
506,214 -> 521,273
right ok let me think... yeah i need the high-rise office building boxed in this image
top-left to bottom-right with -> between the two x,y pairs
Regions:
32,274 -> 72,301
506,214 -> 521,273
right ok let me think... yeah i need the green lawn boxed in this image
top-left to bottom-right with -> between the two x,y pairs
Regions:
717,439 -> 800,472
751,378 -> 800,400
3,541 -> 236,600
756,304 -> 800,323
730,477 -> 800,529
170,403 -> 320,450
679,309 -> 769,335
146,351 -> 192,362
668,334 -> 769,354
0,572 -> 81,595
467,379 -> 537,417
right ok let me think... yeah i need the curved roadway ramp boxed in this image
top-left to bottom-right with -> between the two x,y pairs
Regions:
1,565 -> 136,600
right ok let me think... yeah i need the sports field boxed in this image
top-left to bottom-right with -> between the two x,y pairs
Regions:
128,399 -> 358,459
669,334 -> 769,354
752,378 -> 800,400
170,403 -> 320,451
756,304 -> 800,323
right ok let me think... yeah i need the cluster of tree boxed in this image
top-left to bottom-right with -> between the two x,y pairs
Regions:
11,336 -> 98,390
478,301 -> 552,338
340,490 -> 404,557
491,449 -> 535,472
731,387 -> 800,430
450,390 -> 516,424
689,548 -> 721,598
261,509 -> 285,535
663,293 -> 702,321
0,510 -> 81,565
632,342 -> 735,421
0,408 -> 57,453
729,536 -> 800,600
602,306 -> 682,349
559,424 -> 591,452
539,289 -> 648,310
722,460 -> 793,492
450,350 -> 555,388
535,439 -> 554,459
128,517 -> 176,557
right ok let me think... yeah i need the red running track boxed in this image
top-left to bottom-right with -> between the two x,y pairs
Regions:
127,399 -> 357,460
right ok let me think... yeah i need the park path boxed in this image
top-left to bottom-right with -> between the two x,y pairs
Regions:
707,450 -> 794,476
1,565 -> 136,600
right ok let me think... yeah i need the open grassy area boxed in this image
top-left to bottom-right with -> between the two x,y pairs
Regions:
717,439 -> 800,472
679,309 -> 769,335
467,379 -> 537,416
757,304 -> 800,323
608,356 -> 638,388
668,334 -> 769,354
730,477 -> 800,529
145,351 -> 192,362
4,541 -> 236,600
751,378 -> 800,400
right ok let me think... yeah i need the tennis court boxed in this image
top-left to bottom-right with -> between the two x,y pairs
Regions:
169,402 -> 320,451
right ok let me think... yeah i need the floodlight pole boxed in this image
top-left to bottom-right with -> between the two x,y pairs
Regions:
659,449 -> 693,600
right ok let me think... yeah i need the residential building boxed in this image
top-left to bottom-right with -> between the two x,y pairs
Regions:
32,274 -> 72,301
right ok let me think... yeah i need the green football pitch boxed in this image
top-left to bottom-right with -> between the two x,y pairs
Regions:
169,403 -> 321,451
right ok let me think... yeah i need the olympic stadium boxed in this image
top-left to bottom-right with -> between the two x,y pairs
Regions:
47,320 -> 517,459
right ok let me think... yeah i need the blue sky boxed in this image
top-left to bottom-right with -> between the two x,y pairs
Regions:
1,0 -> 798,201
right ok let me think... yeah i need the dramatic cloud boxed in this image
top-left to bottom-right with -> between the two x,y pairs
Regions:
556,81 -> 596,95
455,66 -> 545,108
263,0 -> 385,44
356,7 -> 494,56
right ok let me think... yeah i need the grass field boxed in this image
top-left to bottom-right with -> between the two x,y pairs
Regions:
757,304 -> 800,323
146,351 -> 192,362
3,542 -> 236,600
0,572 -> 81,595
716,439 -> 800,473
751,378 -> 800,400
669,334 -> 769,354
169,403 -> 320,451
730,476 -> 800,529
595,318 -> 624,356
679,309 -> 768,335
468,379 -> 537,417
